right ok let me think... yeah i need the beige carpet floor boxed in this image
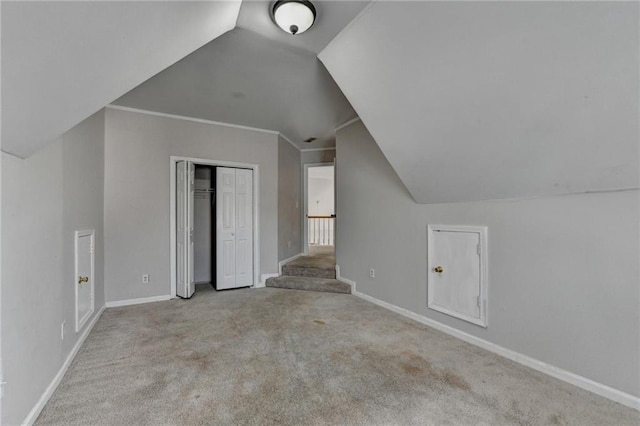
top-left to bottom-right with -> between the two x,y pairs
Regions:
36,286 -> 638,425
291,246 -> 335,270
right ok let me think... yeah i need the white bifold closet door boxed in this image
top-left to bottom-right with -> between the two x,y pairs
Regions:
216,167 -> 254,289
176,161 -> 195,298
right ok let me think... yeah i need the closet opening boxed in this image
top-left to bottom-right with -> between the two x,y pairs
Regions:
193,165 -> 216,293
170,157 -> 260,299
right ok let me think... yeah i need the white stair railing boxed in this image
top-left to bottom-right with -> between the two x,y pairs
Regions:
308,215 -> 335,246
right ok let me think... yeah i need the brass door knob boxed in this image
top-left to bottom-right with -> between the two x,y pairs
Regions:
433,266 -> 444,274
78,276 -> 89,284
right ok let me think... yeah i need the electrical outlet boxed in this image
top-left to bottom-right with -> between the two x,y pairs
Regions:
61,321 -> 65,340
369,268 -> 375,278
142,274 -> 150,284
287,240 -> 292,248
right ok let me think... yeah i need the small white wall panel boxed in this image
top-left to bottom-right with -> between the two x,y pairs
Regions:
428,225 -> 488,327
75,230 -> 95,332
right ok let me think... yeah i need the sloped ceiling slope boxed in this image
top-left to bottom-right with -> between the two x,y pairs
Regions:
319,2 -> 639,203
112,28 -> 356,150
2,1 -> 241,158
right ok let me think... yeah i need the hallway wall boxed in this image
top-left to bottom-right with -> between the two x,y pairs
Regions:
278,137 -> 302,262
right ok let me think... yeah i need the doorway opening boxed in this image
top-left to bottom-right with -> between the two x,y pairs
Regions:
170,156 -> 260,299
303,163 -> 335,258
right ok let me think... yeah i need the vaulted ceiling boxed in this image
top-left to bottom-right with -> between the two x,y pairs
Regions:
3,1 -> 637,204
320,1 -> 639,203
111,27 -> 356,150
1,1 -> 242,158
2,0 -> 368,156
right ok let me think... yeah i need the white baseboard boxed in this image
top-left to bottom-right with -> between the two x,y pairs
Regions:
335,265 -> 356,292
105,294 -> 172,308
256,273 -> 279,288
22,305 -> 106,426
348,284 -> 639,411
278,253 -> 304,275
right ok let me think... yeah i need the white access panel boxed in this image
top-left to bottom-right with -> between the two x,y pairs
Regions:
75,230 -> 95,332
427,225 -> 488,327
216,167 -> 254,289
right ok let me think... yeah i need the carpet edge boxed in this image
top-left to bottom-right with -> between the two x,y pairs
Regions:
21,305 -> 106,426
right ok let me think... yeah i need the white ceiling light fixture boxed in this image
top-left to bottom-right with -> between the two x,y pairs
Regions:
272,0 -> 316,35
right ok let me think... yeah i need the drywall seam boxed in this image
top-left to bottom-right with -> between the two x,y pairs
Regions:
299,147 -> 337,153
334,117 -> 361,133
104,295 -> 172,308
348,285 -> 640,411
106,105 -> 279,136
108,105 -> 307,152
278,133 -> 300,151
319,0 -> 377,61
21,306 -> 106,426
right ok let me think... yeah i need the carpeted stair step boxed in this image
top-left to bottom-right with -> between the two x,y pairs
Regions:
266,276 -> 350,294
281,264 -> 336,279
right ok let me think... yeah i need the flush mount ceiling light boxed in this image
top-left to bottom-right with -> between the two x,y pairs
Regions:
272,0 -> 316,35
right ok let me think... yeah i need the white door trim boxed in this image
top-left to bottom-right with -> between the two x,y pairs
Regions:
74,229 -> 95,333
302,162 -> 334,254
427,224 -> 488,328
170,156 -> 260,298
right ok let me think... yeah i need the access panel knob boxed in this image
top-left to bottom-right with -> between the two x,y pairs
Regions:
433,266 -> 444,274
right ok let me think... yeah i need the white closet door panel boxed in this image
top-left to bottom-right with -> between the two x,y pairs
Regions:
176,161 -> 188,297
217,167 -> 237,290
235,168 -> 253,286
176,161 -> 195,298
187,162 -> 195,297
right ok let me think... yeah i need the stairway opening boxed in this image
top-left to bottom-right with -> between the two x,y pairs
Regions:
304,163 -> 335,259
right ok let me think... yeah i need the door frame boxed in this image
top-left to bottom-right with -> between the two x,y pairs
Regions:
75,229 -> 95,332
170,156 -> 260,298
302,162 -> 335,254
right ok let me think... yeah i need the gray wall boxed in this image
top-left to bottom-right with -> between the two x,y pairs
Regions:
104,108 -> 279,302
336,120 -> 640,398
278,137 -> 302,261
1,111 -> 106,425
301,149 -> 335,165
320,2 -> 639,203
